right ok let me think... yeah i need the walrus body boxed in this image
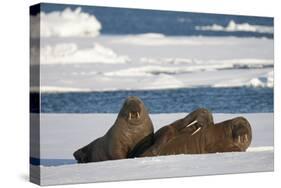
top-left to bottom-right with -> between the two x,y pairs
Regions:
139,108 -> 252,157
73,96 -> 154,163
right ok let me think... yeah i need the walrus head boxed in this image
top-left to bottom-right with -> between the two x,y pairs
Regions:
205,117 -> 252,152
118,96 -> 148,125
140,108 -> 215,156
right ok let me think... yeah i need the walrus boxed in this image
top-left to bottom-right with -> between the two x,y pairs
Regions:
73,96 -> 154,163
204,117 -> 252,153
138,108 -> 252,157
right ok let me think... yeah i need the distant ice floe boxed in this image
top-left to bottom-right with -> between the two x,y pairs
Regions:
103,59 -> 273,88
30,8 -> 131,64
34,43 -> 130,64
31,86 -> 92,93
103,65 -> 201,77
212,70 -> 273,88
38,57 -> 273,92
111,33 -> 233,46
195,20 -> 273,34
142,74 -> 185,90
31,7 -> 102,38
140,57 -> 273,67
104,65 -> 202,77
128,58 -> 273,75
248,71 -> 273,88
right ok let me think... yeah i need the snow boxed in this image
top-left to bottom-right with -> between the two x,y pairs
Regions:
31,7 -> 102,38
110,33 -> 231,46
35,35 -> 273,92
31,150 -> 273,185
195,20 -> 273,34
30,113 -> 273,185
30,8 -> 274,92
39,43 -> 130,64
39,66 -> 273,92
248,70 -> 273,88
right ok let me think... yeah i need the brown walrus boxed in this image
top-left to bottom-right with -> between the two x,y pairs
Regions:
204,117 -> 252,153
138,108 -> 252,157
73,96 -> 154,163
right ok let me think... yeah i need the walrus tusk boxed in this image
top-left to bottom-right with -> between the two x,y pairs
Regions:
191,127 -> 201,136
244,135 -> 248,142
137,112 -> 140,119
185,120 -> 198,128
129,113 -> 131,120
238,136 -> 241,143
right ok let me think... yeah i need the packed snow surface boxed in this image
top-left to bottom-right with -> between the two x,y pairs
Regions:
30,113 -> 274,185
32,35 -> 274,92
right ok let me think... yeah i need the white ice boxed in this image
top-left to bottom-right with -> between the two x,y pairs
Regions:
195,20 -> 273,34
30,8 -> 274,92
39,42 -> 130,64
34,35 -> 273,92
30,113 -> 274,185
31,7 -> 101,38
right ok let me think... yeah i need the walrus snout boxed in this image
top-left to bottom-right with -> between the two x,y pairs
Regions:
230,117 -> 252,151
179,108 -> 214,135
127,101 -> 142,120
122,96 -> 145,121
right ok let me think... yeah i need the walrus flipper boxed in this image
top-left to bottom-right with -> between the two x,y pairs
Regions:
127,133 -> 154,158
73,145 -> 89,163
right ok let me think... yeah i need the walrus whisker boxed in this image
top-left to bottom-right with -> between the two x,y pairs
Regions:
191,127 -> 201,136
129,112 -> 132,120
185,120 -> 198,128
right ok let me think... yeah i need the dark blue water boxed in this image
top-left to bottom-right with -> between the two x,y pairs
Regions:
30,157 -> 76,166
40,87 -> 273,114
34,3 -> 273,38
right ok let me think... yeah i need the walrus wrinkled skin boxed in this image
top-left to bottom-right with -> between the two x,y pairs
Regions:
205,117 -> 252,153
73,96 -> 154,163
139,108 -> 252,157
